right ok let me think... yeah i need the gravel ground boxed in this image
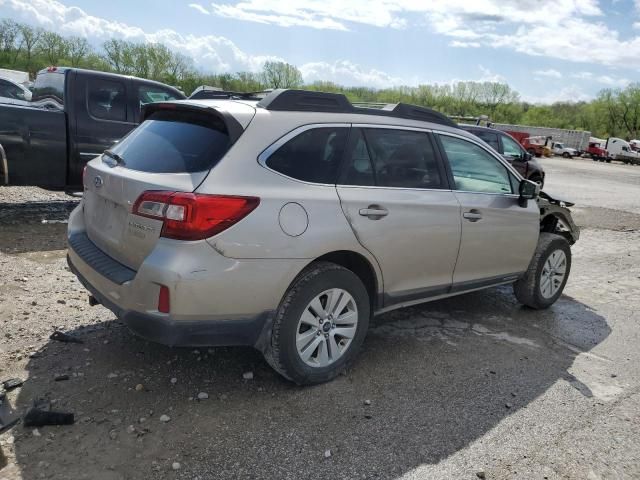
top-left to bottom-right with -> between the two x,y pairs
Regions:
0,156 -> 639,480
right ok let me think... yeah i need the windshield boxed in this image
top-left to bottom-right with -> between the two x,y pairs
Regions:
109,109 -> 231,173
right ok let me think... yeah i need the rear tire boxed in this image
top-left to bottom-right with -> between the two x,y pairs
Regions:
263,262 -> 370,385
513,233 -> 571,309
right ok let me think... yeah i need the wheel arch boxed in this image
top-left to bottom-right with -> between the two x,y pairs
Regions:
540,211 -> 577,245
304,250 -> 382,311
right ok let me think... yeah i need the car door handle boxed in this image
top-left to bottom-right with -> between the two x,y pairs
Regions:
359,205 -> 388,219
463,210 -> 483,222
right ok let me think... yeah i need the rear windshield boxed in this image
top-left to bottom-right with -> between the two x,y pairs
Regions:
32,71 -> 65,104
110,109 -> 231,173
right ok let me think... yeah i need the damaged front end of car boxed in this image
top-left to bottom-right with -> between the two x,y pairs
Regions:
538,191 -> 580,245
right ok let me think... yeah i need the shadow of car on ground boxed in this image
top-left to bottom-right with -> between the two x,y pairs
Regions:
8,286 -> 609,480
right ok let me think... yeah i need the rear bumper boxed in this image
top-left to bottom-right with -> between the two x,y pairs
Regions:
66,203 -> 307,349
67,256 -> 272,348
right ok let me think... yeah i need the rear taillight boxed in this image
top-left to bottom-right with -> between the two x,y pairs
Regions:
132,191 -> 260,241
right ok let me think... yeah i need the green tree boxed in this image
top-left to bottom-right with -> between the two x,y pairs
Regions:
261,61 -> 303,88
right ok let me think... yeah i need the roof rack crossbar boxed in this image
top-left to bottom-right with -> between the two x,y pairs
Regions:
257,89 -> 457,128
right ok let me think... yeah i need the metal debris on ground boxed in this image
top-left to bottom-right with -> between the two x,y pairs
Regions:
2,378 -> 24,391
23,401 -> 75,427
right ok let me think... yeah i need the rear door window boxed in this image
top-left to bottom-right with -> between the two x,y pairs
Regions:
265,127 -> 349,184
109,109 -> 231,173
88,79 -> 127,122
341,128 -> 444,189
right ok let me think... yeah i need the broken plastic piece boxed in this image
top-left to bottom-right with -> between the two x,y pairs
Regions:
50,330 -> 83,344
2,378 -> 23,391
23,408 -> 74,427
0,392 -> 20,434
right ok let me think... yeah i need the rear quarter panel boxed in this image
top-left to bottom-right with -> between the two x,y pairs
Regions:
195,111 -> 383,284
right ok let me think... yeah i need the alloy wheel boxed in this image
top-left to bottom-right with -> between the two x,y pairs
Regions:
540,249 -> 567,299
295,288 -> 358,368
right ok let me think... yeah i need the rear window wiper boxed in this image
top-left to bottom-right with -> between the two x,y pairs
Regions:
103,149 -> 125,166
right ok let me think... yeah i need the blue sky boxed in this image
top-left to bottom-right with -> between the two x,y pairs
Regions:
1,0 -> 639,102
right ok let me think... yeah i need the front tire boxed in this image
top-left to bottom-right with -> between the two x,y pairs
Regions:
514,233 -> 572,309
562,152 -> 571,158
263,262 -> 370,385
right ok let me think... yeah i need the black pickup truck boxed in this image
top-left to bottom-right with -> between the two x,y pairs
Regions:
0,67 -> 185,189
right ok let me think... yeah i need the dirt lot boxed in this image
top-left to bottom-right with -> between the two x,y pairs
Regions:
1,156 -> 639,480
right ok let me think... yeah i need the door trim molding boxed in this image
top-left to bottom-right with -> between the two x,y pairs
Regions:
378,272 -> 524,313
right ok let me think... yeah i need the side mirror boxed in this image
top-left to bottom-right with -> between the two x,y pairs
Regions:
523,152 -> 533,161
518,179 -> 539,207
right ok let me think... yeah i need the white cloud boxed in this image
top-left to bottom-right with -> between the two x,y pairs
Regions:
633,21 -> 640,29
595,75 -> 631,87
450,40 -> 481,48
0,0 -> 282,72
522,86 -> 592,104
0,0 -> 408,88
188,3 -> 210,15
572,71 -> 593,79
196,0 -> 601,31
533,69 -> 562,78
190,0 -> 640,70
299,60 -> 404,88
478,65 -> 506,83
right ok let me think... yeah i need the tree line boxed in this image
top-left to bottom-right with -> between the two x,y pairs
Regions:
1,18 -> 639,139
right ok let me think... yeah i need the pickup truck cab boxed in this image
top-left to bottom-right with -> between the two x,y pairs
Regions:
551,142 -> 578,158
587,141 -> 608,162
0,67 -> 185,189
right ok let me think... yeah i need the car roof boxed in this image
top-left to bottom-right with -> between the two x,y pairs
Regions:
459,124 -> 504,134
172,96 -> 480,141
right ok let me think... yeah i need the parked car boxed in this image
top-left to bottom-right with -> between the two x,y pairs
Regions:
459,125 -> 546,187
0,67 -> 185,188
551,142 -> 579,158
67,89 -> 579,385
0,76 -> 32,105
0,68 -> 31,86
606,137 -> 640,165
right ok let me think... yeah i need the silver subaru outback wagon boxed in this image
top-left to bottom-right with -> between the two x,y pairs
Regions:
67,89 -> 578,385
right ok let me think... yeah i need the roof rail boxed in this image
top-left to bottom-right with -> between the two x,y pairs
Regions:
189,85 -> 271,101
256,89 -> 458,128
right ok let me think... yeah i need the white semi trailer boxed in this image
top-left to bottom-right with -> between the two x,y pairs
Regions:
492,123 -> 590,152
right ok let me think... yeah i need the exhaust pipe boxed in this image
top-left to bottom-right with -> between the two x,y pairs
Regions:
88,295 -> 100,307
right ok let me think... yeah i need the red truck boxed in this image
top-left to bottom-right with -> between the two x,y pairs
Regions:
586,138 -> 608,162
506,131 -> 551,157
